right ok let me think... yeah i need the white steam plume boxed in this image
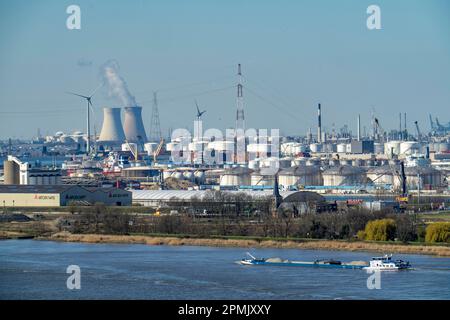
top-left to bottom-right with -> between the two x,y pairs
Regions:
100,60 -> 137,107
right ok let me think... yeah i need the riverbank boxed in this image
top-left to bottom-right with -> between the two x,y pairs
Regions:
41,231 -> 450,257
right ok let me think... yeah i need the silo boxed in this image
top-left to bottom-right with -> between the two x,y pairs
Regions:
3,160 -> 19,184
98,107 -> 126,142
123,106 -> 148,142
366,166 -> 394,185
279,166 -> 322,187
219,167 -> 252,186
322,166 -> 367,186
251,169 -> 275,186
400,142 -> 419,156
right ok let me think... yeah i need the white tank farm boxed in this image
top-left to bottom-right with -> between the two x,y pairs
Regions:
392,166 -> 443,190
322,166 -> 367,187
278,166 -> 322,187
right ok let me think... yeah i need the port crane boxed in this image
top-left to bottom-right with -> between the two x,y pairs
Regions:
414,121 -> 422,142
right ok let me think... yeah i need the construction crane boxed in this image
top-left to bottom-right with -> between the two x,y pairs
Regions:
153,138 -> 165,163
414,121 -> 422,142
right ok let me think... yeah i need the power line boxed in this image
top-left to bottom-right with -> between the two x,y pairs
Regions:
243,85 -> 302,121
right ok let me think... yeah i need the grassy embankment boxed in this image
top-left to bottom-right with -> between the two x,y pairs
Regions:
43,231 -> 450,257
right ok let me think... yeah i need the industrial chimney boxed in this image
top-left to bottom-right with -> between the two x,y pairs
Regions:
317,103 -> 322,143
98,107 -> 126,142
357,114 -> 361,141
123,106 -> 148,142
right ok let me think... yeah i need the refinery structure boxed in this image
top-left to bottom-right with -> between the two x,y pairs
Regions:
1,64 -> 449,210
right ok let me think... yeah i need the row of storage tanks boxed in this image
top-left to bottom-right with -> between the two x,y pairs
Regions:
216,165 -> 444,190
163,140 -> 450,159
286,141 -> 450,156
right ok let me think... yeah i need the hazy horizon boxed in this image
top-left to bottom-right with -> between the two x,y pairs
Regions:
0,0 -> 449,140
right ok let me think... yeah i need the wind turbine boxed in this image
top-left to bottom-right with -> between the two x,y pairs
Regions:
195,100 -> 206,120
66,83 -> 102,155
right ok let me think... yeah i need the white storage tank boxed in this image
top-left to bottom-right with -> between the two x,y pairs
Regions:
337,143 -> 347,153
400,142 -> 420,156
278,166 -> 322,187
374,143 -> 384,154
309,143 -> 323,153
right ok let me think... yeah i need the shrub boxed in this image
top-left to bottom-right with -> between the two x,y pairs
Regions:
356,230 -> 366,240
425,222 -> 450,243
364,219 -> 396,241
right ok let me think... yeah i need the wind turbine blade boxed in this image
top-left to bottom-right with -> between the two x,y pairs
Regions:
66,92 -> 89,99
195,100 -> 201,114
89,82 -> 104,98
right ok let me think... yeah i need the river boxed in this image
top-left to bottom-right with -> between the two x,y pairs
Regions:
0,240 -> 449,300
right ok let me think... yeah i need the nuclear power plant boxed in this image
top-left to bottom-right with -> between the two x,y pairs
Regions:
98,107 -> 126,143
123,106 -> 148,143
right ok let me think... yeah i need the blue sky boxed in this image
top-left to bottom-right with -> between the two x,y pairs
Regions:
0,0 -> 449,139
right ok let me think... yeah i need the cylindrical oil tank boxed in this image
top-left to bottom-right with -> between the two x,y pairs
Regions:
337,144 -> 347,153
251,171 -> 274,186
29,176 -> 37,185
278,166 -> 322,187
309,143 -> 322,153
374,143 -> 384,154
400,142 -> 420,155
384,141 -> 401,156
183,171 -> 194,180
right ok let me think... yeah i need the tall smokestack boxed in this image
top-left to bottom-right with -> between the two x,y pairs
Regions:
123,106 -> 147,142
98,107 -> 126,142
399,113 -> 402,140
317,103 -> 322,143
357,114 -> 361,141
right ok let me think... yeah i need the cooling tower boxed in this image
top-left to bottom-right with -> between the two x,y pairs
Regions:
98,107 -> 126,142
123,106 -> 148,142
